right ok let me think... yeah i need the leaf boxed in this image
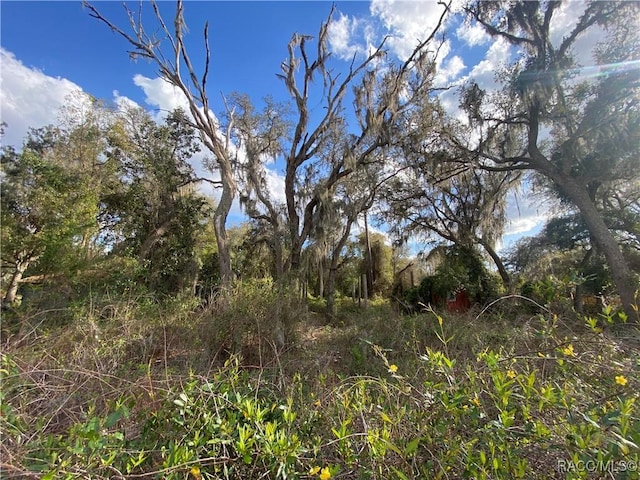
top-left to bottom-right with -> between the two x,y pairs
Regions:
105,410 -> 123,429
405,437 -> 420,456
391,466 -> 410,480
380,412 -> 393,424
611,431 -> 638,453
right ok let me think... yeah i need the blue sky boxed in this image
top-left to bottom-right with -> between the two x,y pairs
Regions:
1,2 -> 372,112
2,1 -> 599,249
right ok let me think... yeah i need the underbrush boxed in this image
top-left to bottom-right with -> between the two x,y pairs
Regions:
1,292 -> 638,479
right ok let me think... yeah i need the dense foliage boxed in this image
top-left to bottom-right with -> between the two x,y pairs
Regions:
1,292 -> 638,479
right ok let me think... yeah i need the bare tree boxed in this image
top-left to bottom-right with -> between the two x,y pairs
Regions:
277,5 -> 450,279
84,0 -> 237,284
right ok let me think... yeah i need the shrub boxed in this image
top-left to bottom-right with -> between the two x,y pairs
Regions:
2,296 -> 638,479
199,278 -> 306,365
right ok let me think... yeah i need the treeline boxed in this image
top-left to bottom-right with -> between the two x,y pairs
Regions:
2,1 -> 639,323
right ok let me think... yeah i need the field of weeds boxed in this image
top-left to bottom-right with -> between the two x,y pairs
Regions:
1,287 -> 638,479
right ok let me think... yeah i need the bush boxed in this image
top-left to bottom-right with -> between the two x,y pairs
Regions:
199,278 -> 306,365
2,294 -> 638,479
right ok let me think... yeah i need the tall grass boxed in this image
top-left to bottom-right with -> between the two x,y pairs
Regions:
1,291 -> 638,479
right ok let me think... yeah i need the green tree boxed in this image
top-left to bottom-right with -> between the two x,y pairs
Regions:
230,93 -> 291,280
86,0 -> 238,285
451,1 -> 640,318
311,165 -> 381,316
383,158 -> 517,290
406,244 -> 499,310
357,231 -> 394,298
507,183 -> 640,312
1,141 -> 98,305
105,107 -> 208,294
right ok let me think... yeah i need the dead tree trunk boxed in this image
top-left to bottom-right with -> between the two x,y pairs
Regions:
85,0 -> 237,286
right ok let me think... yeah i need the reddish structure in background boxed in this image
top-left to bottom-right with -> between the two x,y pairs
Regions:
446,289 -> 471,313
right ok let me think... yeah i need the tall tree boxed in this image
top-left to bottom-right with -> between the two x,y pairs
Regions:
450,1 -> 639,318
1,138 -> 98,305
106,107 -> 208,294
383,160 -> 517,289
277,6 -> 450,279
30,93 -> 117,259
85,0 -> 237,285
229,93 -> 291,280
507,178 -> 640,312
313,165 -> 381,316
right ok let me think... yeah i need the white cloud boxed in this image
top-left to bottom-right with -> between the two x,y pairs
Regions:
370,0 -> 449,61
494,189 -> 550,253
436,36 -> 512,122
505,216 -> 545,237
0,49 -> 250,226
0,48 -> 83,148
265,167 -> 287,206
455,21 -> 490,47
132,74 -> 191,121
435,54 -> 466,84
549,1 -> 604,67
328,1 -> 451,63
503,190 -> 550,237
112,90 -> 140,112
129,74 -> 291,224
549,1 -> 585,47
327,13 -> 362,60
466,37 -> 511,90
129,74 -> 244,212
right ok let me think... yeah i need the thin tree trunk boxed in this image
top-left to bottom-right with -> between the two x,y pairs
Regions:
326,268 -> 336,318
326,220 -> 356,317
318,258 -> 324,299
479,238 -> 511,292
4,260 -> 29,305
326,256 -> 341,318
214,165 -> 236,286
574,247 -> 594,314
273,236 -> 284,280
364,212 -> 374,295
362,273 -> 369,309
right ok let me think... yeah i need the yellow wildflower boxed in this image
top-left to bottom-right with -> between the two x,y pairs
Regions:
472,395 -> 481,407
189,466 -> 202,480
388,364 -> 398,373
615,375 -> 628,386
507,370 -> 516,379
561,344 -> 575,357
309,466 -> 321,475
319,467 -> 332,480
